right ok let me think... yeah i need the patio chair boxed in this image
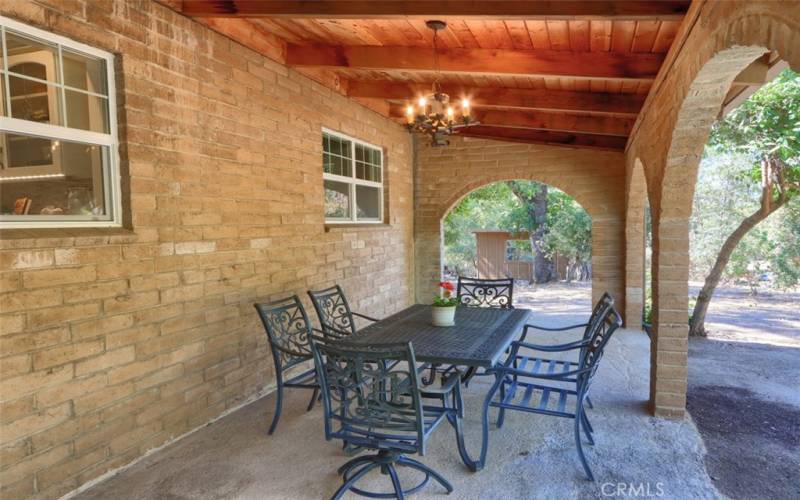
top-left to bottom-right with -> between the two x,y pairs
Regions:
512,292 -> 615,409
311,339 -> 464,499
456,276 -> 514,309
254,296 -> 320,435
423,276 -> 515,385
486,304 -> 623,481
307,285 -> 380,340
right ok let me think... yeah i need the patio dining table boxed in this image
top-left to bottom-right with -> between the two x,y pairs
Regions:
340,303 -> 530,471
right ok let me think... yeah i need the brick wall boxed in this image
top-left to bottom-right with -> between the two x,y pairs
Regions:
625,0 -> 800,417
0,1 -> 414,498
414,135 -> 626,311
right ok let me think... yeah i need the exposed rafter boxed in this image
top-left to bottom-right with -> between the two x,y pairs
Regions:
457,126 -> 627,151
348,81 -> 645,117
181,0 -> 690,20
286,45 -> 663,81
389,106 -> 633,136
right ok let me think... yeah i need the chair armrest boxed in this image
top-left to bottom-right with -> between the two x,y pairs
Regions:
352,311 -> 380,322
524,323 -> 588,333
511,338 -> 590,353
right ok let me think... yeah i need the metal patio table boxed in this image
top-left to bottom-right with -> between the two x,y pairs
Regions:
340,304 -> 530,472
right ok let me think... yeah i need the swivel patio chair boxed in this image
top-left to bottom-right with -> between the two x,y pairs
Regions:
456,276 -> 515,309
486,304 -> 623,480
308,285 -> 380,341
254,296 -> 320,435
311,339 -> 464,499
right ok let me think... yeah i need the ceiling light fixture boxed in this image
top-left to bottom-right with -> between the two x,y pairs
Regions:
405,20 -> 477,146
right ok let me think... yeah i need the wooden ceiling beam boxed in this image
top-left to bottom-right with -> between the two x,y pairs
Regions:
347,80 -> 645,116
286,44 -> 663,81
389,106 -> 633,136
181,1 -> 690,20
455,126 -> 627,150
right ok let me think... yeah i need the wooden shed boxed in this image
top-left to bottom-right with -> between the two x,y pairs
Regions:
473,230 -> 533,281
473,230 -> 568,281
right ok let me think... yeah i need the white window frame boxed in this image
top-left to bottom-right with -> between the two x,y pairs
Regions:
322,127 -> 384,224
0,15 -> 121,229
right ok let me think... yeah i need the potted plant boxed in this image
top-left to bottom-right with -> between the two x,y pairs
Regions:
432,281 -> 458,326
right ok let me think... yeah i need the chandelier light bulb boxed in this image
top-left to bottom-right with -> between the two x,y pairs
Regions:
418,97 -> 427,107
447,107 -> 454,118
406,105 -> 415,124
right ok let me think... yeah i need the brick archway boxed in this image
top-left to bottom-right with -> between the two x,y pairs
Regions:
627,2 -> 800,418
415,135 -> 626,310
624,159 -> 648,329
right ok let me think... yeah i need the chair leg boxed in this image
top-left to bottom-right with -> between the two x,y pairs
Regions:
307,387 -> 319,412
337,455 -> 373,476
497,380 -> 507,429
574,406 -> 594,481
583,410 -> 594,434
267,379 -> 284,435
581,412 -> 595,446
386,464 -> 405,500
586,396 -> 594,409
332,461 -> 380,500
396,456 -> 453,493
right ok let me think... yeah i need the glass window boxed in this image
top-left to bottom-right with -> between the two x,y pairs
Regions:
506,240 -> 533,262
0,16 -> 119,227
322,129 -> 383,223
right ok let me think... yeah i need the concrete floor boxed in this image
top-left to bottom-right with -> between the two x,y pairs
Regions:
75,297 -> 721,500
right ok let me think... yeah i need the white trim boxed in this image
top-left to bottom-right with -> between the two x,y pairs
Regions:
322,128 -> 384,224
0,17 -> 121,229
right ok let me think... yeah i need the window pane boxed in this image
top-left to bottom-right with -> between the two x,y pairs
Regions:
8,75 -> 62,125
355,144 -> 381,182
324,180 -> 350,220
63,49 -> 107,95
1,132 -> 109,218
65,89 -> 109,133
5,31 -> 60,84
355,185 -> 380,220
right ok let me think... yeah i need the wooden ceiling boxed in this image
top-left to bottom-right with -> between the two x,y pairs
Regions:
173,1 -> 698,150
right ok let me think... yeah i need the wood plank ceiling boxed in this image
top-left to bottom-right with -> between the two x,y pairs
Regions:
175,1 -> 694,151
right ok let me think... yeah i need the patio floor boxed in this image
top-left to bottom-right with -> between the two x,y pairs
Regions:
73,299 -> 719,499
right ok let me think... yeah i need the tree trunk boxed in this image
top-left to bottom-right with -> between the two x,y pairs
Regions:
507,181 -> 556,283
689,183 -> 788,337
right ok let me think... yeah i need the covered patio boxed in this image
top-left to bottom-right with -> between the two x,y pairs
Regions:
1,1 -> 798,499
75,314 -> 716,500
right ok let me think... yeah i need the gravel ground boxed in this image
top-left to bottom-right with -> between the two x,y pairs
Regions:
686,283 -> 800,500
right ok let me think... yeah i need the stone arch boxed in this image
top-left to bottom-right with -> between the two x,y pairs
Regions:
438,176 -> 600,223
627,3 -> 800,418
624,159 -> 648,328
414,135 -> 625,307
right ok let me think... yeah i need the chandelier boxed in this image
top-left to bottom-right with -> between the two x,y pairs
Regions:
405,20 -> 477,146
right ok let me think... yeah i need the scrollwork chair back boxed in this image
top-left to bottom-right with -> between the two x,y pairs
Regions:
456,277 -> 514,309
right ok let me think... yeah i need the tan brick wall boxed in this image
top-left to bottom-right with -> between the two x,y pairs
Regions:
625,0 -> 800,418
414,136 -> 626,310
0,1 -> 414,498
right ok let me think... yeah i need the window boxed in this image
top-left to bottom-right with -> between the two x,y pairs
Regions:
506,240 -> 533,262
0,16 -> 120,228
322,129 -> 383,223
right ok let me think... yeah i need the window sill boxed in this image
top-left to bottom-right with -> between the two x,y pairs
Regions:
325,223 -> 391,232
0,226 -> 137,244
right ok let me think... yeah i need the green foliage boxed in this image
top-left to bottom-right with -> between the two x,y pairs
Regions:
691,68 -> 800,289
442,180 -> 591,277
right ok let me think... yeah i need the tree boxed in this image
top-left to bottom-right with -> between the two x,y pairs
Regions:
689,68 -> 800,337
543,193 -> 592,281
507,181 -> 557,282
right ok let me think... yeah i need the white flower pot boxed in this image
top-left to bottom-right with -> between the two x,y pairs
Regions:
431,305 -> 456,327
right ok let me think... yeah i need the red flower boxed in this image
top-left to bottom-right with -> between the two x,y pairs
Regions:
439,281 -> 455,291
